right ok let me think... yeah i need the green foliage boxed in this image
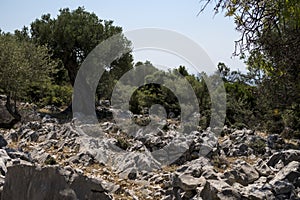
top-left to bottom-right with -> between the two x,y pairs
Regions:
212,155 -> 229,170
200,0 -> 300,135
116,136 -> 131,150
22,80 -> 72,108
114,63 -> 212,130
282,104 -> 300,132
0,4 -> 298,140
97,53 -> 134,100
225,81 -> 256,127
44,156 -> 57,165
30,6 -> 133,91
248,138 -> 266,155
39,84 -> 73,107
175,65 -> 189,77
130,83 -> 180,116
0,33 -> 56,104
231,122 -> 248,130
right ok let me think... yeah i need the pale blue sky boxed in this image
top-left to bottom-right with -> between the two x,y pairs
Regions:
0,0 -> 246,73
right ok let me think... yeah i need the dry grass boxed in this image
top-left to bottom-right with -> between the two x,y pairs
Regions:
255,131 -> 268,139
213,155 -> 260,173
37,108 -> 53,114
161,165 -> 178,173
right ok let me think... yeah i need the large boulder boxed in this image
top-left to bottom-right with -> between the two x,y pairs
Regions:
0,95 -> 14,126
0,149 -> 10,176
272,180 -> 294,195
2,165 -> 111,200
255,159 -> 273,177
173,173 -> 206,191
267,150 -> 300,168
270,161 -> 300,185
199,179 -> 241,200
113,151 -> 161,178
224,160 -> 259,186
0,135 -> 7,148
176,157 -> 211,178
233,177 -> 275,200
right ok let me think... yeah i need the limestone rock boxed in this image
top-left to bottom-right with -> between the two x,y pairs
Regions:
0,135 -> 7,148
225,161 -> 259,186
2,164 -> 111,200
270,161 -> 300,185
173,173 -> 206,191
199,179 -> 241,200
267,150 -> 300,168
255,158 -> 273,176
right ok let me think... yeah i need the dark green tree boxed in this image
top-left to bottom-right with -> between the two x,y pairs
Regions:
30,7 -> 133,87
200,0 -> 300,133
176,65 -> 189,77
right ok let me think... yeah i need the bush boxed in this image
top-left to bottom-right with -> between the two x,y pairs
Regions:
265,119 -> 284,135
248,138 -> 266,155
44,156 -> 57,165
212,155 -> 229,170
40,84 -> 72,107
232,122 -> 248,130
282,105 -> 300,132
26,83 -> 72,108
116,137 -> 131,150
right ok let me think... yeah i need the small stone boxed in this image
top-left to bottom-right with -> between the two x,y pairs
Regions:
0,135 -> 7,148
273,180 -> 294,195
128,169 -> 137,180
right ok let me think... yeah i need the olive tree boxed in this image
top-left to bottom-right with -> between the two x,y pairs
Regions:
0,33 -> 56,127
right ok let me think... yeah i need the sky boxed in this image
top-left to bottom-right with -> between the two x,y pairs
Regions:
0,0 -> 247,74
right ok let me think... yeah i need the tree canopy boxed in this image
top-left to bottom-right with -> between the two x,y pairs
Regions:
200,0 -> 300,134
0,32 -> 56,125
30,6 -> 133,87
0,4 -> 299,136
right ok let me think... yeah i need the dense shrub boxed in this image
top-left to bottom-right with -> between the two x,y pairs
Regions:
27,83 -> 72,107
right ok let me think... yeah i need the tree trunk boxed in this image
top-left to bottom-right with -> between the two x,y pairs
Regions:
65,57 -> 78,87
0,95 -> 21,129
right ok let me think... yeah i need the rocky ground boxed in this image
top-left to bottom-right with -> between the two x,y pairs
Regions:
1,99 -> 300,199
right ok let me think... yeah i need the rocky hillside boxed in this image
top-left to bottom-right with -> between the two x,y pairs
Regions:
0,100 -> 300,199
